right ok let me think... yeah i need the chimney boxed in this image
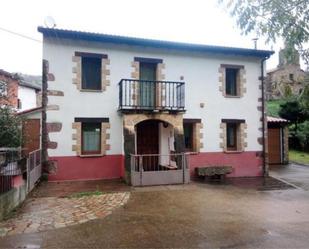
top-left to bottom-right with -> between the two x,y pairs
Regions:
252,38 -> 258,49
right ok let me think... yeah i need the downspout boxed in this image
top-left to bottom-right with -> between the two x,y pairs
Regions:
260,55 -> 270,177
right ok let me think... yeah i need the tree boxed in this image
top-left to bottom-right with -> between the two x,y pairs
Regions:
278,97 -> 308,135
219,0 -> 309,65
0,106 -> 22,147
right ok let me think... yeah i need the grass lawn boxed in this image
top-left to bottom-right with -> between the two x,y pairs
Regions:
289,150 -> 309,165
267,99 -> 284,117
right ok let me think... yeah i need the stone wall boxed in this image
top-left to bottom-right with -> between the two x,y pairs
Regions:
0,182 -> 26,221
283,126 -> 289,164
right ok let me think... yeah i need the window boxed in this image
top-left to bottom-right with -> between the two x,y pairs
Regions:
225,68 -> 239,96
17,99 -> 22,109
289,74 -> 294,81
81,57 -> 102,90
226,123 -> 238,151
0,81 -> 7,97
183,119 -> 202,152
139,62 -> 157,107
82,123 -> 101,155
184,123 -> 193,151
222,119 -> 246,152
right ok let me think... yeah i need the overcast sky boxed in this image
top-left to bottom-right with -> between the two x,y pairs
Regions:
0,0 -> 288,75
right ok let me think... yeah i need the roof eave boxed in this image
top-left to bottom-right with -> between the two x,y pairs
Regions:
38,27 -> 274,58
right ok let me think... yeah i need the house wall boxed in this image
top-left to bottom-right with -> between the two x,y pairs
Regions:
18,86 -> 37,111
43,37 -> 264,181
0,73 -> 18,108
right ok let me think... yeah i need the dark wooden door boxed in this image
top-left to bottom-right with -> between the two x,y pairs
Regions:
136,120 -> 159,170
22,119 -> 40,156
268,128 -> 281,164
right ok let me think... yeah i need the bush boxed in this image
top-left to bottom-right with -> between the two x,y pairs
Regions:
297,121 -> 309,152
0,106 -> 22,147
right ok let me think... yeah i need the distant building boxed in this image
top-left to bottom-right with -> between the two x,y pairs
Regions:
0,69 -> 19,108
266,46 -> 308,100
0,69 -> 41,110
18,79 -> 41,111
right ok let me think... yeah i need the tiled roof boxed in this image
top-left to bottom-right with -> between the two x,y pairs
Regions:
267,116 -> 289,123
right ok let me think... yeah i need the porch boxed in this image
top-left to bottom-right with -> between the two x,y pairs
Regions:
123,117 -> 188,186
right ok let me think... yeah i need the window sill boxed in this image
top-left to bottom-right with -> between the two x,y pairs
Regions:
80,89 -> 103,92
224,150 -> 244,154
79,153 -> 104,158
224,95 -> 241,98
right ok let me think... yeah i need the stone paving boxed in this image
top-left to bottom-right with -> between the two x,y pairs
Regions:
0,192 -> 130,237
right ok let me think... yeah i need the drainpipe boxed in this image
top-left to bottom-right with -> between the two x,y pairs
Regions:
260,56 -> 270,177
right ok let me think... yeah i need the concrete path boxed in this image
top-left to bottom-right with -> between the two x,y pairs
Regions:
270,163 -> 309,190
1,179 -> 309,248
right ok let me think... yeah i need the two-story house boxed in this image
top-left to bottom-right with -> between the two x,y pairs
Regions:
38,27 -> 273,186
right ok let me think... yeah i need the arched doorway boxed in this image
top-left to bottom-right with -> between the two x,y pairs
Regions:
123,113 -> 188,186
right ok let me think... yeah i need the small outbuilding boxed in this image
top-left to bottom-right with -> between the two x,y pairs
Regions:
267,116 -> 289,165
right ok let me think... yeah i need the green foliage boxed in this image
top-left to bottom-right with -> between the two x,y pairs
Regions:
289,150 -> 309,164
283,85 -> 292,98
219,0 -> 309,63
299,84 -> 309,114
0,106 -> 22,147
278,97 -> 308,124
267,99 -> 284,117
296,121 -> 309,150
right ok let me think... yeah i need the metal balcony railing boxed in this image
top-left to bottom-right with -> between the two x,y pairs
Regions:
119,79 -> 185,112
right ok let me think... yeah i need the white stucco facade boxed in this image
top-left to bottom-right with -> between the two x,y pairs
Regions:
43,37 -> 266,158
18,85 -> 37,111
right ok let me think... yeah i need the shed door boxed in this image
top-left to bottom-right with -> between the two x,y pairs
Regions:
22,119 -> 40,156
268,128 -> 281,164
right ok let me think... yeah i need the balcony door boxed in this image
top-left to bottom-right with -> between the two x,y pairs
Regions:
139,62 -> 156,108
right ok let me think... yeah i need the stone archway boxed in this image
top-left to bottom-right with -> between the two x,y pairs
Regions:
123,113 -> 185,183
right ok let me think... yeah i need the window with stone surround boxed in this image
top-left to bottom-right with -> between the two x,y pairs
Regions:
183,119 -> 203,153
81,57 -> 101,90
220,119 -> 247,152
226,68 -> 239,96
219,64 -> 246,97
226,123 -> 238,151
82,123 -> 101,155
72,117 -> 111,157
72,52 -> 110,91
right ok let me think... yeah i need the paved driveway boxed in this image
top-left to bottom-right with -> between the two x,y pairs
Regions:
1,179 -> 309,249
270,163 -> 309,190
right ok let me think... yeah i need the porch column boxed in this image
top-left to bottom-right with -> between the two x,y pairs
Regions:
123,126 -> 135,184
174,127 -> 185,153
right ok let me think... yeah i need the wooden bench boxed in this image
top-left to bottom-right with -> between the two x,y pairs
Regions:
195,166 -> 233,181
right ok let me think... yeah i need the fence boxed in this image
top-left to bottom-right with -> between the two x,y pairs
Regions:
0,148 -> 41,195
0,148 -> 26,195
131,153 -> 190,186
27,149 -> 42,192
119,79 -> 185,111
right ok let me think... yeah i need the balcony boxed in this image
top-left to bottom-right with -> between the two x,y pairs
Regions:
119,79 -> 185,112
